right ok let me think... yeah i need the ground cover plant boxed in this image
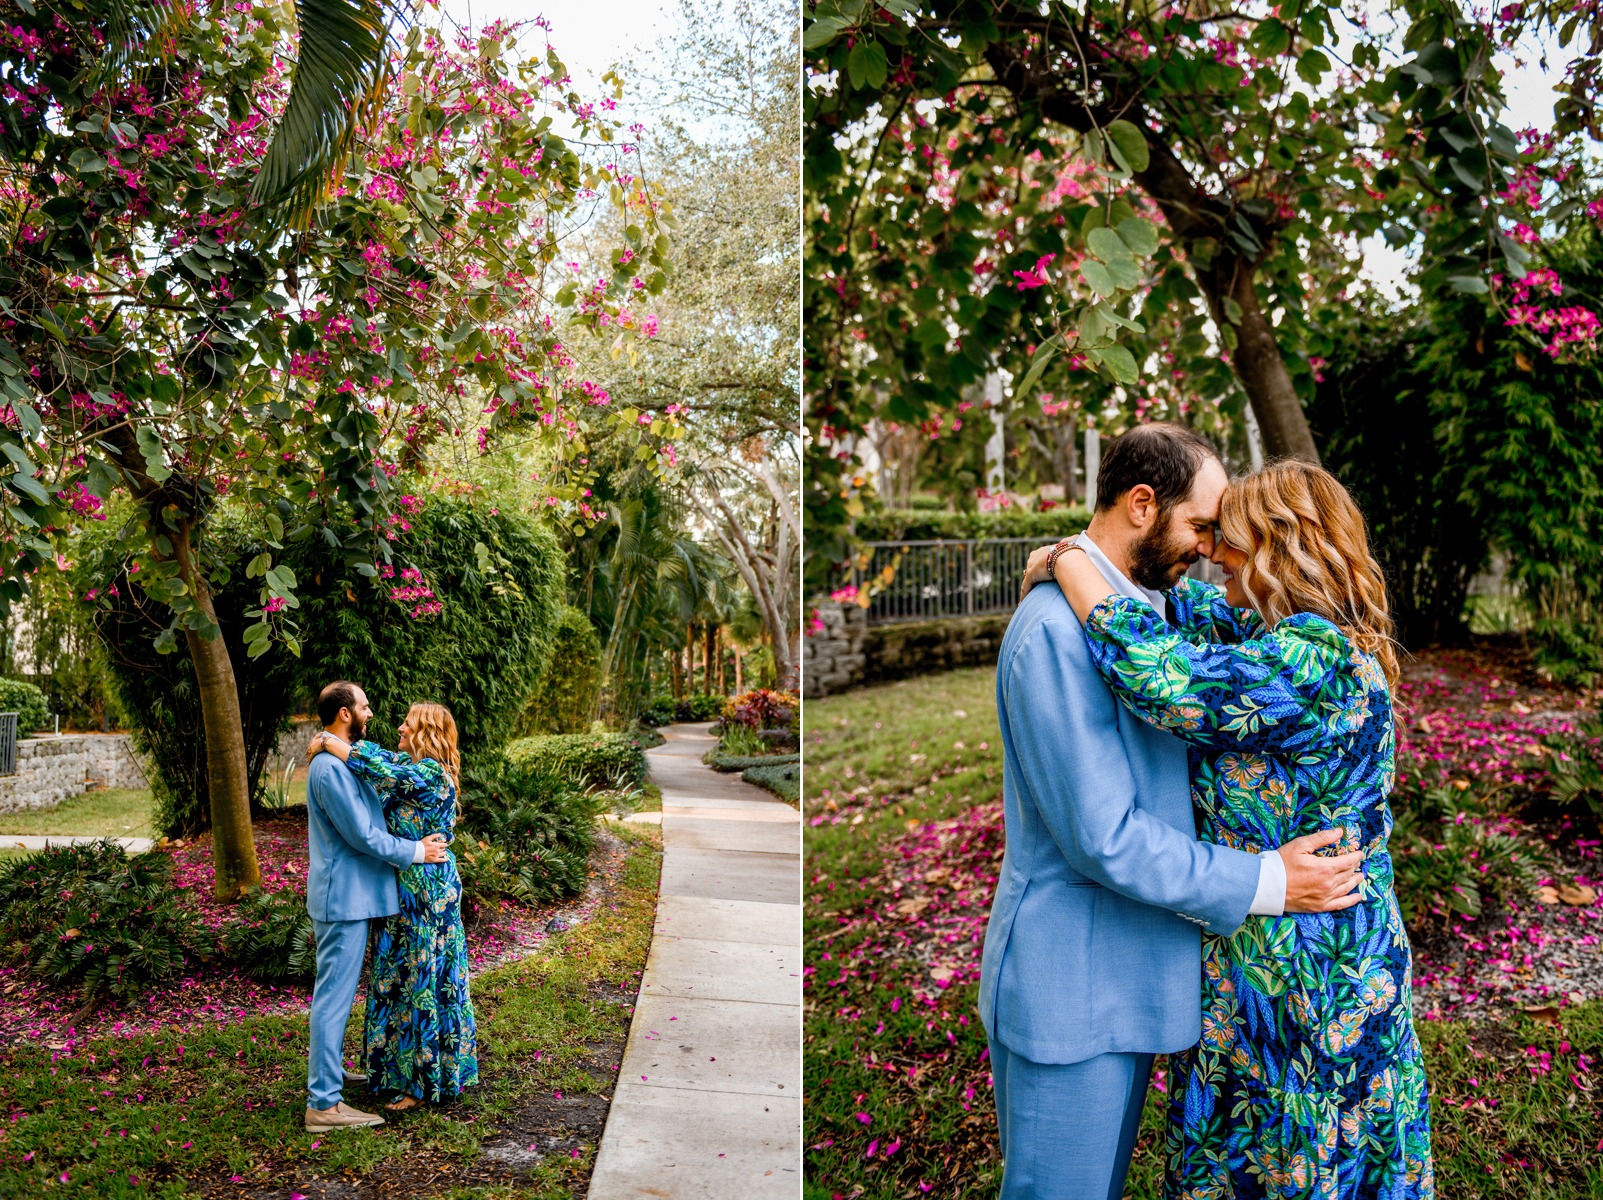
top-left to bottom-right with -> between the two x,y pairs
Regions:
0,827 -> 661,1199
803,657 -> 1603,1198
0,787 -> 156,839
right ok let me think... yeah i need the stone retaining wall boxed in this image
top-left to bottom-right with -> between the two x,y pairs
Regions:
0,734 -> 149,814
0,719 -> 317,815
803,602 -> 1012,698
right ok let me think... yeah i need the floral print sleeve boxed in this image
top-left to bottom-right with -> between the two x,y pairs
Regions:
1084,596 -> 1369,756
1164,576 -> 1265,644
346,740 -> 448,801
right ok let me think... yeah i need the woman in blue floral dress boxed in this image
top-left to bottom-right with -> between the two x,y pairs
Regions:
309,702 -> 479,1111
1029,461 -> 1432,1198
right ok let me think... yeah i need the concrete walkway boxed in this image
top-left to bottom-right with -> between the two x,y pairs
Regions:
589,723 -> 801,1199
2,834 -> 153,852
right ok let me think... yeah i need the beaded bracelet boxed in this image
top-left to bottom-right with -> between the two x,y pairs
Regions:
1046,536 -> 1082,575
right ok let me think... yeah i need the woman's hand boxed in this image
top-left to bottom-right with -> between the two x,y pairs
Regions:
305,732 -> 352,765
1025,541 -> 1064,599
305,733 -> 327,767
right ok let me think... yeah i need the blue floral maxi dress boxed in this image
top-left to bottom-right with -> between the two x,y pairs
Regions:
344,741 -> 480,1103
1082,579 -> 1432,1200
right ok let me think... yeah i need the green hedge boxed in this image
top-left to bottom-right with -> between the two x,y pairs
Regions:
81,495 -> 565,836
854,506 -> 1093,543
707,751 -> 800,773
520,606 -> 603,734
0,678 -> 50,734
504,732 -> 647,790
743,761 -> 799,803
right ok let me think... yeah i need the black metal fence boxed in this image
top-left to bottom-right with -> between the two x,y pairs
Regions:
849,538 -> 1041,625
0,712 -> 17,777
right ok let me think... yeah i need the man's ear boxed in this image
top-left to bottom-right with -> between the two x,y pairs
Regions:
1125,484 -> 1158,528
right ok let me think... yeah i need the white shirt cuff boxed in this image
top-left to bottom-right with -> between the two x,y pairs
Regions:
411,841 -> 426,865
1249,849 -> 1286,916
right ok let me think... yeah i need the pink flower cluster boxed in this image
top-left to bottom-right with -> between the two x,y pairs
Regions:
379,564 -> 441,618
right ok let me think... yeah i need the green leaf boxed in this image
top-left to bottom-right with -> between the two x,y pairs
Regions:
1076,305 -> 1111,347
1104,120 -> 1150,174
803,14 -> 848,50
1104,255 -> 1141,290
1449,156 -> 1486,192
1296,49 -> 1331,85
6,473 -> 49,505
1251,18 -> 1291,57
1096,342 -> 1139,384
1080,259 -> 1117,297
1012,333 -> 1062,403
246,552 -> 272,578
847,40 -> 887,89
1087,226 -> 1133,265
1446,274 -> 1489,295
1222,297 -> 1245,326
1114,217 -> 1160,258
68,148 -> 107,175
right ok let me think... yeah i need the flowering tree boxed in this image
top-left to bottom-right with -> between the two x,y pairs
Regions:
804,0 -> 1600,566
0,7 -> 670,897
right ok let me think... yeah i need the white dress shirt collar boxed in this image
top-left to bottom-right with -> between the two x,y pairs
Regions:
1077,530 -> 1169,622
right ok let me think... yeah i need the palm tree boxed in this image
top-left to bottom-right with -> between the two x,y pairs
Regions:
100,0 -> 393,227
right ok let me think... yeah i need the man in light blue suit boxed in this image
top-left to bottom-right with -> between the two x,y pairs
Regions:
303,680 -> 448,1132
978,425 -> 1364,1199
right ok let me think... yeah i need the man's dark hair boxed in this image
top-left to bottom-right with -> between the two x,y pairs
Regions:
318,680 -> 361,726
1095,422 -> 1220,513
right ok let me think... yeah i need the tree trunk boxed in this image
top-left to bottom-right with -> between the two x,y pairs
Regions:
734,647 -> 744,694
704,625 -> 717,695
1197,255 -> 1320,463
173,522 -> 260,901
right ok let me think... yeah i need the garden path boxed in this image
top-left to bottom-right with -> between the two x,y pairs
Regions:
588,722 -> 801,1199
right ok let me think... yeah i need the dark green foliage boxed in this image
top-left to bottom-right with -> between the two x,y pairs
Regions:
78,519 -> 303,837
0,567 -> 126,731
0,677 -> 49,733
742,761 -> 799,803
853,506 -> 1094,544
83,496 -> 564,836
220,888 -> 317,983
1530,716 -> 1603,822
0,842 -> 201,1004
301,496 -> 565,756
457,752 -> 601,908
1308,313 -> 1486,647
639,695 -> 677,727
521,606 -> 602,734
707,752 -> 799,772
1389,780 -> 1550,931
504,733 -> 646,789
675,692 -> 725,722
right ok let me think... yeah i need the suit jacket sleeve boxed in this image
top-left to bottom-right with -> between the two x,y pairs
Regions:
1004,614 -> 1259,935
316,762 -> 418,870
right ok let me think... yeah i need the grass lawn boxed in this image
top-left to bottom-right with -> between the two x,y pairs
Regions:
0,780 -> 310,843
0,825 -> 663,1199
804,670 -> 1603,1199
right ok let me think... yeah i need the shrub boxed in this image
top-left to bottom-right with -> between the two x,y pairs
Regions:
457,751 -> 600,907
707,752 -> 799,773
1528,716 -> 1603,821
0,677 -> 50,734
81,495 -> 564,835
853,506 -> 1094,544
743,761 -> 799,803
520,606 -> 603,735
0,842 -> 201,1004
639,695 -> 677,727
724,688 -> 799,731
676,692 -> 726,722
1390,782 -> 1551,931
220,888 -> 317,983
504,732 -> 646,789
718,723 -> 768,756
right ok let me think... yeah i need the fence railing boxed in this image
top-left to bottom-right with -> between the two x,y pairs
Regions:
0,712 -> 17,777
850,538 -> 1042,625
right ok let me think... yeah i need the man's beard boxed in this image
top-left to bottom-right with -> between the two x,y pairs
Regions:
348,716 -> 368,742
1128,511 -> 1198,591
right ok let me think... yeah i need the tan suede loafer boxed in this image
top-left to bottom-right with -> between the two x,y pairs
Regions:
304,1102 -> 386,1132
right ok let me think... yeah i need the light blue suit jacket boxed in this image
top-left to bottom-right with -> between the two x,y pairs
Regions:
978,582 -> 1262,1064
305,752 -> 418,923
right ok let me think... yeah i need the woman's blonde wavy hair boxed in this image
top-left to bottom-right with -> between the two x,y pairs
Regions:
1218,460 -> 1401,690
404,702 -> 461,788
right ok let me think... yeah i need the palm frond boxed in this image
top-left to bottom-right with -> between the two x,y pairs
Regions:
250,0 -> 393,229
81,0 -> 192,90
